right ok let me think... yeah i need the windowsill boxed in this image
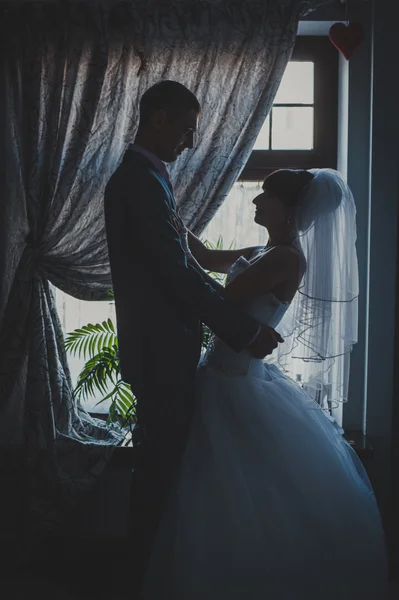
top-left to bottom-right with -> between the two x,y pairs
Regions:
89,412 -> 132,449
104,429 -> 374,468
89,411 -> 108,421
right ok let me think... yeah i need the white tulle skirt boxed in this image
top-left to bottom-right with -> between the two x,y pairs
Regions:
142,362 -> 389,600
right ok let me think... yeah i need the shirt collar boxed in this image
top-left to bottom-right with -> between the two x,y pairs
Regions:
129,144 -> 171,185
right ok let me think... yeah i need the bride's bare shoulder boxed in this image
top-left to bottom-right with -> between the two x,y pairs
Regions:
257,244 -> 302,266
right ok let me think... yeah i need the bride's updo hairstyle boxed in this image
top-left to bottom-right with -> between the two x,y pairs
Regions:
264,168 -> 345,233
262,169 -> 314,208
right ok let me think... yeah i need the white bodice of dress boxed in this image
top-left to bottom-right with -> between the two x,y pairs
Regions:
201,255 -> 290,377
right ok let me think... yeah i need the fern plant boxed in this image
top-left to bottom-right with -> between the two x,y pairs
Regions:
64,237 -> 232,426
64,296 -> 136,427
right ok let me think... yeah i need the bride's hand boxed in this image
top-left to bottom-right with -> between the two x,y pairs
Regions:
170,209 -> 186,234
180,227 -> 195,263
169,209 -> 194,262
180,229 -> 196,263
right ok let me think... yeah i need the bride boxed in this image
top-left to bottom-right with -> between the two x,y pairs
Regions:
141,168 -> 388,599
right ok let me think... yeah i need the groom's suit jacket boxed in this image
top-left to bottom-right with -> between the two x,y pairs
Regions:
104,148 -> 259,390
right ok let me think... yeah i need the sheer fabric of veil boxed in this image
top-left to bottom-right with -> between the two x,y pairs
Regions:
269,169 -> 359,411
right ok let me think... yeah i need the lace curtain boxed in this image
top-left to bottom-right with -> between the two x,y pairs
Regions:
0,0 -> 324,541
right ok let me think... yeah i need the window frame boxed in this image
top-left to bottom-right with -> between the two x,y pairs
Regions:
239,36 -> 339,181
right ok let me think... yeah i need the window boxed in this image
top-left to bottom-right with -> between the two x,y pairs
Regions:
240,36 -> 338,181
254,61 -> 315,151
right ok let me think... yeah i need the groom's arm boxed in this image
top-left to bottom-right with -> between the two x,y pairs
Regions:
187,231 -> 261,273
130,179 -> 261,353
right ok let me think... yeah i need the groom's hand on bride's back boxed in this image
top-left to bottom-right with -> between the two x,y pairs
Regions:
248,325 -> 284,358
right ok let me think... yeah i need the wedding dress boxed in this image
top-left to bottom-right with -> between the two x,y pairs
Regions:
141,255 -> 388,600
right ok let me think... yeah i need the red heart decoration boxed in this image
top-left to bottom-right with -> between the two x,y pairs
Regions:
329,22 -> 365,60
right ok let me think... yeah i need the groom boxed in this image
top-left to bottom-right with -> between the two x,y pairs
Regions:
104,80 -> 282,591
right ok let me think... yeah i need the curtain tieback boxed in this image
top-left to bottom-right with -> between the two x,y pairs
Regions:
25,232 -> 44,270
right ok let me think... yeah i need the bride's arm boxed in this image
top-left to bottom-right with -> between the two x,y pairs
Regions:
186,253 -> 226,294
223,246 -> 301,306
187,231 -> 260,273
186,246 -> 297,300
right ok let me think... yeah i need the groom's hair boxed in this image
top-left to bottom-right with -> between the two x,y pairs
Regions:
139,81 -> 200,126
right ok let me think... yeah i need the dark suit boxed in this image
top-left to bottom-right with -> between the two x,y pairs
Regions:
104,148 -> 259,590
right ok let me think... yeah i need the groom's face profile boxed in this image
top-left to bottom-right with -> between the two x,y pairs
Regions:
150,108 -> 199,163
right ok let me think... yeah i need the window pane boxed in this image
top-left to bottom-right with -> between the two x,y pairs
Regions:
272,107 -> 314,150
274,62 -> 314,105
202,182 -> 268,248
253,115 -> 270,150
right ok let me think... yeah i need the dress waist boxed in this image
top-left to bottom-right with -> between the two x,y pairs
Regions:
200,336 -> 264,378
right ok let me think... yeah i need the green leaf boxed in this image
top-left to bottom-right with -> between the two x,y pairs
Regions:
108,401 -> 117,422
64,319 -> 118,361
82,334 -> 90,359
95,334 -> 102,355
96,386 -> 118,403
115,396 -> 130,414
89,333 -> 96,358
119,389 -> 133,409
